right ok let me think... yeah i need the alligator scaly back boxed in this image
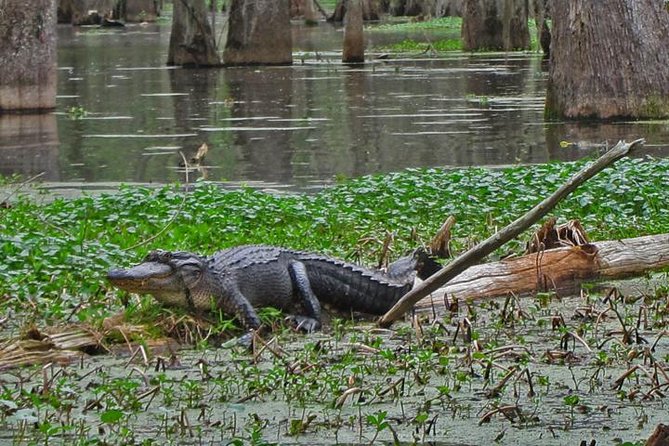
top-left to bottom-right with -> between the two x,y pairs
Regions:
108,244 -> 441,333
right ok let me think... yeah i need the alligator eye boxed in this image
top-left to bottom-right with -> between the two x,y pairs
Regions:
155,251 -> 172,263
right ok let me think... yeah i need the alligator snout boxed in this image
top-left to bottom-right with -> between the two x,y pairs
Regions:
107,262 -> 174,289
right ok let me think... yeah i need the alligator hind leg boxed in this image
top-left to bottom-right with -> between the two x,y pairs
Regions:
286,261 -> 322,332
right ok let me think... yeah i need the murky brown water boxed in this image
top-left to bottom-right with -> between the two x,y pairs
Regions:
2,22 -> 669,191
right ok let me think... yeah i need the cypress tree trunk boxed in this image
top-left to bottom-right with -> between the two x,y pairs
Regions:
461,0 -> 529,51
167,0 -> 221,66
546,0 -> 669,119
224,0 -> 292,65
342,0 -> 365,63
328,0 -> 382,22
0,0 -> 57,113
123,0 -> 161,22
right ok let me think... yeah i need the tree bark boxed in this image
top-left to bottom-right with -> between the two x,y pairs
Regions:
461,0 -> 530,51
328,0 -> 382,22
224,0 -> 292,65
546,0 -> 669,119
167,0 -> 220,67
646,424 -> 669,446
530,0 -> 550,56
413,233 -> 669,311
343,0 -> 365,63
120,0 -> 161,22
386,0 -> 463,17
0,0 -> 57,113
303,0 -> 318,24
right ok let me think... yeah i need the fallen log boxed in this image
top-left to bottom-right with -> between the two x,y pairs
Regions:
414,233 -> 669,311
646,424 -> 669,446
379,138 -> 645,327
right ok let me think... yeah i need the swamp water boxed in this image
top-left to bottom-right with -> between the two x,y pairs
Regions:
2,23 -> 669,192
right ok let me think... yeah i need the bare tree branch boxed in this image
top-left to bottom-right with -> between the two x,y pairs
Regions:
378,138 -> 645,327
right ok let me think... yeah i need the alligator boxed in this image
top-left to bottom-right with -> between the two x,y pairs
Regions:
107,245 -> 441,334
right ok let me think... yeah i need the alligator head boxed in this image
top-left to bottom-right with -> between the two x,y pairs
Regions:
107,250 -> 218,310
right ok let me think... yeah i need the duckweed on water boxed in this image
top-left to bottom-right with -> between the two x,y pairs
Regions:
1,158 -> 668,331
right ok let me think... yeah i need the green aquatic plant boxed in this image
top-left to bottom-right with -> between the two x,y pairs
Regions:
1,158 -> 668,334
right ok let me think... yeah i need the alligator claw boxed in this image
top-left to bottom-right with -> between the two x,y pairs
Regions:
285,315 -> 321,333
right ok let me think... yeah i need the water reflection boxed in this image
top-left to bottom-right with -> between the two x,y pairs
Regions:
1,23 -> 668,191
0,114 -> 59,181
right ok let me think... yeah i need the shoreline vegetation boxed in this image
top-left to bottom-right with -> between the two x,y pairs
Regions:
1,158 -> 668,445
2,157 -> 668,331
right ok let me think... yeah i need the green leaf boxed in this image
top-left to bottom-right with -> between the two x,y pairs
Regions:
100,409 -> 124,424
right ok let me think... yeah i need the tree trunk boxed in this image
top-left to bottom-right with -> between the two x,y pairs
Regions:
167,0 -> 221,67
68,0 -> 117,24
328,0 -> 382,21
461,0 -> 530,51
414,233 -> 669,311
342,0 -> 365,63
530,0 -> 550,56
546,1 -> 669,120
120,0 -> 161,22
0,0 -> 57,113
224,0 -> 292,65
304,0 -> 318,24
435,0 -> 463,17
388,0 -> 427,16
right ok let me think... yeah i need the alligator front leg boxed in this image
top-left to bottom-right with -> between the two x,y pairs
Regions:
286,261 -> 322,332
215,281 -> 262,331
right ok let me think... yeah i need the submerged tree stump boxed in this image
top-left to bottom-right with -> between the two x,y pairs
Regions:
167,0 -> 220,67
342,0 -> 365,64
461,0 -> 530,51
224,0 -> 292,65
122,0 -> 161,22
546,1 -> 669,119
0,0 -> 57,113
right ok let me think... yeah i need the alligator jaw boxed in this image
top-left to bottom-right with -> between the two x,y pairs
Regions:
107,261 -> 176,294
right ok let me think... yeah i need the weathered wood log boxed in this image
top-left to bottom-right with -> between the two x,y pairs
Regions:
414,233 -> 669,311
378,139 -> 644,327
646,424 -> 669,446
